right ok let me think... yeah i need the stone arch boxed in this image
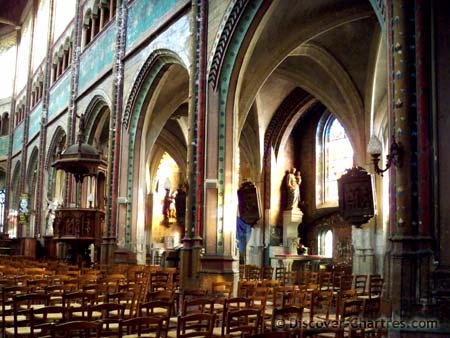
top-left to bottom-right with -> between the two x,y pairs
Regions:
45,127 -> 67,209
45,126 -> 67,170
27,147 -> 39,193
83,92 -> 112,144
285,43 -> 364,160
122,48 -> 187,249
208,0 -> 385,257
10,161 -> 21,210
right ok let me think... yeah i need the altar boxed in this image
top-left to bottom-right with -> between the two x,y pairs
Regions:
271,253 -> 325,272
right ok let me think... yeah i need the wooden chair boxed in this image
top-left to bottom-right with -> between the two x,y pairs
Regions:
119,316 -> 164,338
62,291 -> 96,320
250,286 -> 268,321
210,281 -> 233,300
298,270 -> 311,285
215,297 -> 252,336
237,280 -> 257,298
225,308 -> 262,338
150,271 -> 171,292
176,313 -> 216,338
319,272 -> 333,291
261,266 -> 274,280
107,284 -> 142,319
181,297 -> 215,316
250,332 -> 291,338
338,274 -> 353,292
210,280 -> 233,318
139,300 -> 172,336
89,303 -> 125,337
362,297 -> 381,319
271,306 -> 303,337
4,305 -> 34,337
33,305 -> 66,336
283,286 -> 306,308
309,272 -> 319,285
361,275 -> 383,299
51,320 -> 101,338
275,267 -> 287,286
335,289 -> 357,320
286,271 -> 299,286
4,292 -> 50,337
45,284 -> 76,305
340,299 -> 364,338
309,290 -> 333,322
26,278 -> 49,292
247,266 -> 261,281
354,275 -> 367,296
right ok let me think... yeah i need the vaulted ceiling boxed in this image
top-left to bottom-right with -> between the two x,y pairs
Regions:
0,0 -> 28,35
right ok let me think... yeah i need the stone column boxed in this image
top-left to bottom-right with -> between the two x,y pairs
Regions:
90,15 -> 96,42
386,0 -> 434,324
102,0 -> 127,265
433,0 -> 450,326
109,0 -> 115,20
99,6 -> 105,30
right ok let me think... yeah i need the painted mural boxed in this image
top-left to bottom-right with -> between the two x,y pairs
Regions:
78,25 -> 116,94
48,72 -> 70,119
126,0 -> 180,50
29,103 -> 42,140
12,123 -> 24,155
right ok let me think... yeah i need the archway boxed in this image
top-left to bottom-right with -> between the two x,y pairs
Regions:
211,0 -> 387,272
124,50 -> 188,264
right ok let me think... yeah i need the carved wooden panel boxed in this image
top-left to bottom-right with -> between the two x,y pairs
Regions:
338,167 -> 374,227
53,208 -> 105,244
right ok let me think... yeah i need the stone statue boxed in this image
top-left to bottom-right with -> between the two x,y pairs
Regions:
285,168 -> 300,210
45,197 -> 58,236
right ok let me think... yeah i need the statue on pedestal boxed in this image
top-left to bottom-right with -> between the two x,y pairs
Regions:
285,168 -> 301,210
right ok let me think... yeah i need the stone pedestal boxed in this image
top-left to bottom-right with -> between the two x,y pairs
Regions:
282,209 -> 303,252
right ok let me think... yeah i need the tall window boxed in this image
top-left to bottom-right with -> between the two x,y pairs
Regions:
318,229 -> 333,257
316,114 -> 353,207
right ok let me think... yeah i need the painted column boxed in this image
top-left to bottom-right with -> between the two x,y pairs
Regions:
3,32 -> 20,235
387,0 -> 433,323
18,0 -> 37,239
102,0 -> 127,264
35,0 -> 56,238
65,0 -> 83,205
180,0 -> 201,289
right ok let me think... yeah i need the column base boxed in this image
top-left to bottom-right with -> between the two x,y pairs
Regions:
386,236 -> 434,320
100,237 -> 116,265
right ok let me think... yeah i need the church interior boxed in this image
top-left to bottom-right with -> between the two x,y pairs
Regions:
0,0 -> 448,336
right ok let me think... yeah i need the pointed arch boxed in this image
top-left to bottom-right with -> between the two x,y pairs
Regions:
122,48 -> 187,248
45,127 -> 67,205
27,147 -> 39,193
45,126 -> 67,170
83,92 -> 111,148
10,161 -> 21,210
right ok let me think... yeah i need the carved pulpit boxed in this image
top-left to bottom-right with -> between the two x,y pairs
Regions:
338,167 -> 374,227
52,114 -> 107,265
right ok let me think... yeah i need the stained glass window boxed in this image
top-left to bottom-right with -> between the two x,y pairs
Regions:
316,114 -> 353,206
325,118 -> 353,203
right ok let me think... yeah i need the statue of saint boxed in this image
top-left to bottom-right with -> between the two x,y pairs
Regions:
45,197 -> 58,236
285,168 -> 300,210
